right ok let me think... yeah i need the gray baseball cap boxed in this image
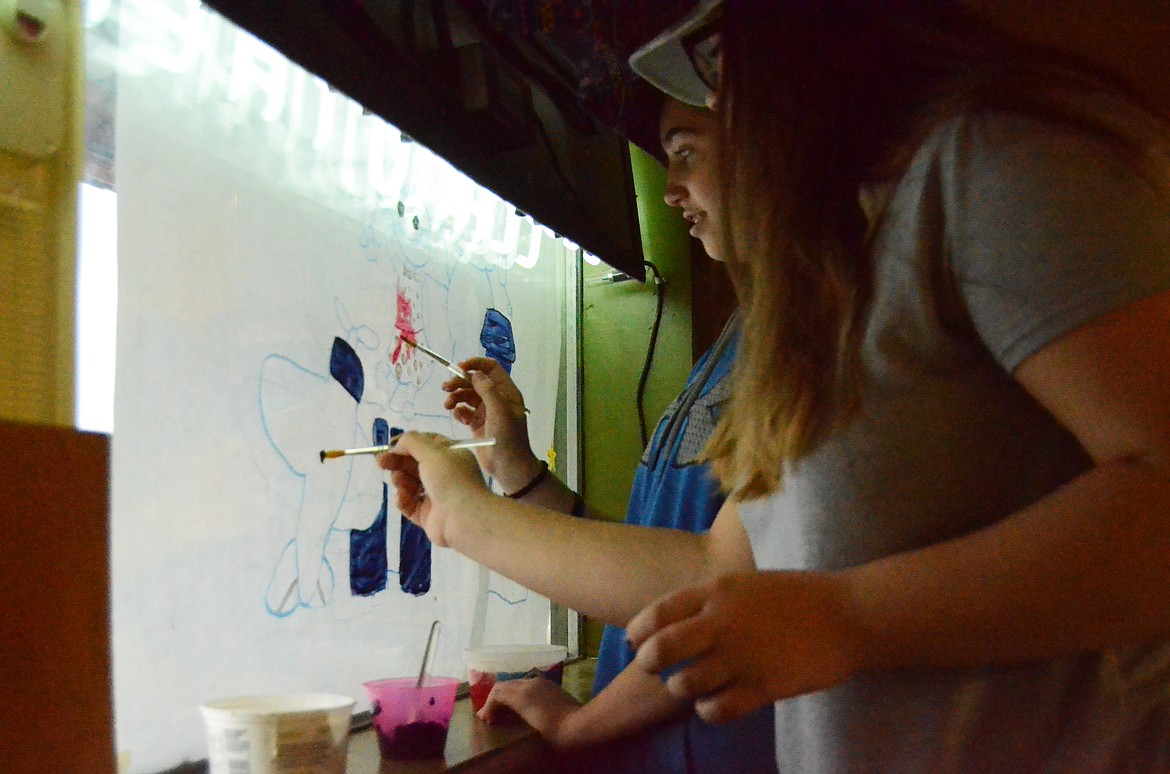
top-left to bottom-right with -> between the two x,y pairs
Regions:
629,0 -> 722,107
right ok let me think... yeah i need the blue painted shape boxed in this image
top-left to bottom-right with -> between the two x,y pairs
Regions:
480,309 -> 516,374
330,336 -> 364,402
349,418 -> 390,596
394,426 -> 432,595
399,519 -> 432,595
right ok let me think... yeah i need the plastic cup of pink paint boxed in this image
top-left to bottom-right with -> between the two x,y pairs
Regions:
363,676 -> 460,760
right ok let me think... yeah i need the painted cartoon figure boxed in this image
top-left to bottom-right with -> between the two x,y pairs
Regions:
260,301 -> 383,616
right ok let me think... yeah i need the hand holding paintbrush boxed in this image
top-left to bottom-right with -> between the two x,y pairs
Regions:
380,336 -> 545,496
320,437 -> 495,463
440,356 -> 547,495
377,432 -> 496,548
400,335 -> 530,416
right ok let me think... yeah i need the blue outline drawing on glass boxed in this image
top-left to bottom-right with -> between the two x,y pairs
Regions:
255,199 -> 525,617
260,299 -> 391,617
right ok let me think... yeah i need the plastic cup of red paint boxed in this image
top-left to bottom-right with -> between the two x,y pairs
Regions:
464,645 -> 568,713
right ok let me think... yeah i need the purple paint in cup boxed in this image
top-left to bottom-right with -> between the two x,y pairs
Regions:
363,676 -> 459,760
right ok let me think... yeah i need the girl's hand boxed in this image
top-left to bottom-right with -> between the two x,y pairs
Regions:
377,431 -> 492,547
477,678 -> 584,748
624,571 -> 864,724
442,357 -> 544,492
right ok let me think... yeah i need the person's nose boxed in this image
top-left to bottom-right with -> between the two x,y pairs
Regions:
663,181 -> 687,208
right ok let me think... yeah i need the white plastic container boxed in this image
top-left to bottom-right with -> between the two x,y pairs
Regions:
464,644 -> 568,712
199,693 -> 355,774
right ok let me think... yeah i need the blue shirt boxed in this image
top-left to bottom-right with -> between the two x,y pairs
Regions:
587,311 -> 777,774
594,311 -> 739,689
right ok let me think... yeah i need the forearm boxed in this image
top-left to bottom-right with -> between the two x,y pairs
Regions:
846,459 -> 1170,673
556,665 -> 689,749
507,464 -> 584,516
448,494 -> 716,625
482,439 -> 586,517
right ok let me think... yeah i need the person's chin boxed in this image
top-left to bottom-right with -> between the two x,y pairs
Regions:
697,235 -> 723,262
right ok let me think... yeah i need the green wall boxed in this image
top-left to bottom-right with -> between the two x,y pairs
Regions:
578,143 -> 693,654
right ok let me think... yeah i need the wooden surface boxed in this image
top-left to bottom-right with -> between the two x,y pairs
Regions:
0,421 -> 115,773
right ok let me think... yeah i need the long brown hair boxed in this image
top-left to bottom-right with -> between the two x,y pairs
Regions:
702,1 -> 1149,499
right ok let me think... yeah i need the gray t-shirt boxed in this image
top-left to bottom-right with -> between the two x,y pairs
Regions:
739,92 -> 1170,773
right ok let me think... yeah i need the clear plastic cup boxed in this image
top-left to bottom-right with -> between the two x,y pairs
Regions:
464,645 -> 567,712
362,676 -> 460,760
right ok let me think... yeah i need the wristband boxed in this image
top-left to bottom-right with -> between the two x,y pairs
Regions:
506,461 -> 549,499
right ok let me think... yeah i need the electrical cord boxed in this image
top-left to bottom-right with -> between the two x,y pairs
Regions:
636,260 -> 667,449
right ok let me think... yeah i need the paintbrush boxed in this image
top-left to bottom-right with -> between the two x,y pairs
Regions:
319,437 -> 496,463
400,337 -> 468,379
400,336 -> 530,414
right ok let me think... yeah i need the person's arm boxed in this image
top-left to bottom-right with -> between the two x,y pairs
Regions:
379,438 -> 755,624
447,495 -> 754,624
850,288 -> 1170,666
443,356 -> 582,515
626,290 -> 1170,723
477,664 -> 690,749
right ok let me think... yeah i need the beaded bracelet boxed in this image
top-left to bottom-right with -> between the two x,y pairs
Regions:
506,461 -> 549,499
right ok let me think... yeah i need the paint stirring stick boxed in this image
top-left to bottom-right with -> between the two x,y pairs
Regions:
411,620 -> 441,723
401,337 -> 468,379
416,620 -> 441,688
319,437 -> 496,462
